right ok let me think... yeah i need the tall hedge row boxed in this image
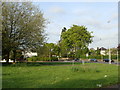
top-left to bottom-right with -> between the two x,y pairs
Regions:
27,56 -> 58,61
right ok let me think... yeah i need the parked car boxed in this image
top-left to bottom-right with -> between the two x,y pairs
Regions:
74,58 -> 79,61
90,59 -> 97,62
103,59 -> 114,62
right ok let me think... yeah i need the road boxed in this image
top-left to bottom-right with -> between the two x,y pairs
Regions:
84,61 -> 120,65
62,60 -> 120,65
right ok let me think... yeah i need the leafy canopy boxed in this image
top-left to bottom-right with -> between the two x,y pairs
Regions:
2,2 -> 47,62
60,25 -> 93,57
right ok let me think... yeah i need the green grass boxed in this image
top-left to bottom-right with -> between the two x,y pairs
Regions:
2,62 -> 82,66
2,63 -> 119,88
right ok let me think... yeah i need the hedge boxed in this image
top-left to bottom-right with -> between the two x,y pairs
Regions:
27,56 -> 58,61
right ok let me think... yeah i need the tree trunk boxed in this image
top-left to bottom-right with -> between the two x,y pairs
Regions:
13,50 -> 16,63
6,52 -> 10,64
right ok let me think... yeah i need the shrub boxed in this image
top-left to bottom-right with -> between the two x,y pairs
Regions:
51,57 -> 58,61
27,56 -> 58,61
27,56 -> 38,61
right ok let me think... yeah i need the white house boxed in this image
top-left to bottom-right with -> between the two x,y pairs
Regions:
22,51 -> 37,58
99,47 -> 107,55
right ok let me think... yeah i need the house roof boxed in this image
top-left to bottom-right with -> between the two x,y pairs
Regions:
99,47 -> 107,50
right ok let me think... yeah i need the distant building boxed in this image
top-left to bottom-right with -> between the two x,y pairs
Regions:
99,47 -> 107,55
22,51 -> 37,58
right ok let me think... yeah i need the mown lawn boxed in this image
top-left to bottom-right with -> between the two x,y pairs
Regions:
2,63 -> 119,88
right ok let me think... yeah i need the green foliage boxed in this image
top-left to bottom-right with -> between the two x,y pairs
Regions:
44,43 -> 55,57
80,55 -> 88,59
10,50 -> 23,60
37,43 -> 61,59
87,55 -> 101,59
59,25 -> 93,58
27,56 -> 37,61
2,2 -> 47,62
51,57 -> 58,61
27,56 -> 58,61
103,55 -> 117,59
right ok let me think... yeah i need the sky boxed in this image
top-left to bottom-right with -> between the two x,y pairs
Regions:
33,2 -> 118,49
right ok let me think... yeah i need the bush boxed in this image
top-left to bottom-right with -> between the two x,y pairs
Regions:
51,57 -> 58,61
27,56 -> 37,61
27,56 -> 58,61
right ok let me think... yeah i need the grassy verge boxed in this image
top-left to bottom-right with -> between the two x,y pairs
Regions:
2,63 -> 119,88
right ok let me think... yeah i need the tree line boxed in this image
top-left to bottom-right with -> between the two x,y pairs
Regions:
2,2 -> 94,63
3,2 -> 118,63
35,25 -> 93,60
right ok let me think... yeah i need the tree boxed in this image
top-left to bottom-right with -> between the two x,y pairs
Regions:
88,48 -> 95,55
37,43 -> 60,60
52,44 -> 60,57
118,44 -> 120,61
110,48 -> 117,55
2,2 -> 47,63
44,43 -> 55,58
59,25 -> 93,58
96,47 -> 100,55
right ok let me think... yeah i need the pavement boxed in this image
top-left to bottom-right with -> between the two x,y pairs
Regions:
85,61 -> 120,65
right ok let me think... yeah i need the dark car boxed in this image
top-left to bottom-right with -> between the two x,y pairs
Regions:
90,59 -> 97,62
74,58 -> 79,61
103,59 -> 114,62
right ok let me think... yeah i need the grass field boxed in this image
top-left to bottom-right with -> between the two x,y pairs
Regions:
2,63 -> 119,88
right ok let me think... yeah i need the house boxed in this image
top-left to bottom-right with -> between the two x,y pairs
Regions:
99,47 -> 107,55
22,51 -> 37,58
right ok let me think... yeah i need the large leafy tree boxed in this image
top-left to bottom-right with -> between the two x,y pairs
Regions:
44,43 -> 55,58
52,44 -> 60,57
2,2 -> 47,63
59,25 -> 93,58
38,43 -> 60,58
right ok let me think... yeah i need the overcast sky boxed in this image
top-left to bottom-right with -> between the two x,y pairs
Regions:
33,2 -> 118,49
